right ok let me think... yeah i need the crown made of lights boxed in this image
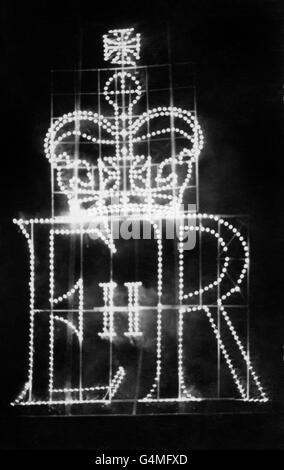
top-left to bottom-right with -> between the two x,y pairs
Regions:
44,28 -> 204,217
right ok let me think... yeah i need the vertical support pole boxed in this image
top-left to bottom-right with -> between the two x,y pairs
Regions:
121,32 -> 127,209
97,68 -> 102,197
194,87 -> 199,213
49,228 -> 55,403
154,220 -> 163,400
50,71 -> 55,220
178,218 -> 184,400
109,326 -> 113,402
217,219 -> 221,398
167,26 -> 177,206
49,72 -> 55,404
195,81 -> 202,316
73,28 -> 82,212
198,215 -> 203,307
145,67 -> 152,211
28,222 -> 35,401
246,220 -> 250,400
114,68 -> 121,200
79,228 -> 84,402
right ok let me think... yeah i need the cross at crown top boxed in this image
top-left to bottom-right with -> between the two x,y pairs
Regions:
103,28 -> 141,66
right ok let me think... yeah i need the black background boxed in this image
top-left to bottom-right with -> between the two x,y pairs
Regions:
1,0 -> 284,450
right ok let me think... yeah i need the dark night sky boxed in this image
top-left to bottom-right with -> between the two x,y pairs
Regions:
1,0 -> 284,450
